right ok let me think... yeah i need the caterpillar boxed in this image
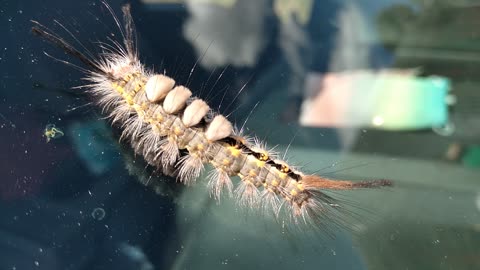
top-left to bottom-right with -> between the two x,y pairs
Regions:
31,2 -> 392,230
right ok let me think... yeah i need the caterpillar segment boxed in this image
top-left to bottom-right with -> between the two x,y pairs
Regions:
31,2 -> 392,229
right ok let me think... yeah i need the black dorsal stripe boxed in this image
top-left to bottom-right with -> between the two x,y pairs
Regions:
220,136 -> 301,181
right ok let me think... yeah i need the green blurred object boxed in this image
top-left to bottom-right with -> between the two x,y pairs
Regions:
462,145 -> 480,168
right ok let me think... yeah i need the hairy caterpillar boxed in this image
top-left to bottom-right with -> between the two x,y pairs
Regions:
31,2 -> 392,230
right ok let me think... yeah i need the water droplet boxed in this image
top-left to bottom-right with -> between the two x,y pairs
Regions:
91,207 -> 106,220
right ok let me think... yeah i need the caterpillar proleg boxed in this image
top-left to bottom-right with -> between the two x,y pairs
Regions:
31,2 -> 392,230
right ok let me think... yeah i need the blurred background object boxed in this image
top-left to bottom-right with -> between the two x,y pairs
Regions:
300,70 -> 451,130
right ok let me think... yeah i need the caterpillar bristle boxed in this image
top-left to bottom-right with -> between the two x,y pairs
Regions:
32,2 -> 392,231
353,179 -> 393,188
159,138 -> 180,170
234,180 -> 260,209
208,169 -> 233,200
177,154 -> 204,185
302,175 -> 393,190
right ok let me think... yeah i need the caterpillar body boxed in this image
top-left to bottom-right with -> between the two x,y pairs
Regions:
32,2 -> 391,229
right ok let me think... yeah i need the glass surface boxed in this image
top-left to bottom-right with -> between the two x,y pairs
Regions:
1,0 -> 479,269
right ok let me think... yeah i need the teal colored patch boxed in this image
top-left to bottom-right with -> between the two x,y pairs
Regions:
462,145 -> 480,169
372,75 -> 450,130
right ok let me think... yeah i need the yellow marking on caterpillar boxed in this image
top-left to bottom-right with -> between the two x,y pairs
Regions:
174,127 -> 183,136
155,114 -> 164,122
280,165 -> 289,173
124,94 -> 134,105
278,172 -> 287,180
255,160 -> 265,167
132,103 -> 142,112
259,152 -> 268,161
115,84 -> 125,94
296,183 -> 304,191
134,105 -> 147,119
228,146 -> 241,157
196,143 -> 204,151
248,170 -> 257,177
134,83 -> 143,92
271,179 -> 279,187
151,124 -> 160,133
222,159 -> 231,166
290,189 -> 298,196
